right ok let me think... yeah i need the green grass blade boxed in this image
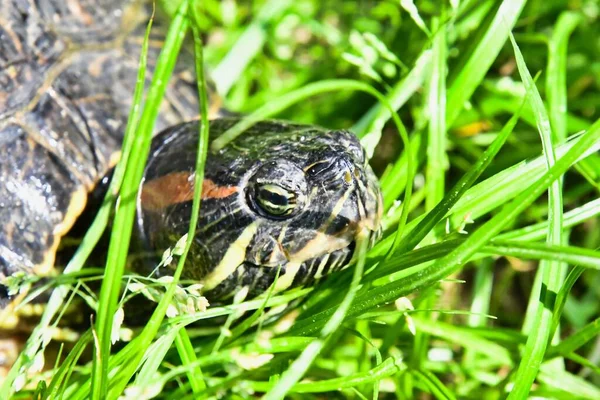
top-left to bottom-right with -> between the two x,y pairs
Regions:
211,0 -> 293,96
537,365 -> 600,400
546,12 -> 580,142
132,328 -> 179,389
370,240 -> 600,287
353,48 -> 432,140
248,357 -> 405,394
171,288 -> 311,326
221,267 -> 281,347
66,292 -> 312,399
392,103 -> 522,256
211,79 -> 407,153
413,317 -> 512,366
483,241 -> 600,269
371,132 -> 600,260
446,0 -> 527,125
465,258 -> 494,345
379,132 -> 423,210
507,32 -> 564,399
106,3 -> 213,396
411,369 -> 456,400
446,133 -> 600,230
496,198 -> 600,241
547,317 -> 600,358
46,330 -> 92,400
550,266 -> 585,341
426,16 -> 448,212
175,328 -> 205,393
90,4 -> 190,398
559,352 -> 600,376
480,84 -> 591,134
412,25 -> 447,384
361,240 -> 462,287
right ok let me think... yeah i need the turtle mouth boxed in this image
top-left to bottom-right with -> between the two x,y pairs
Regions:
242,241 -> 357,292
298,239 -> 359,276
204,219 -> 380,299
314,240 -> 356,273
249,239 -> 356,271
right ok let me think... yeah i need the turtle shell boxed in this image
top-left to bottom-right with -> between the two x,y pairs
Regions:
0,0 -> 199,278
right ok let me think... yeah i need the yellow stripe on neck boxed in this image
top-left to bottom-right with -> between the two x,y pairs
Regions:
273,261 -> 302,292
201,221 -> 259,291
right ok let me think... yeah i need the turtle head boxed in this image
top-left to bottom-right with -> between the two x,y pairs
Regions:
137,119 -> 382,300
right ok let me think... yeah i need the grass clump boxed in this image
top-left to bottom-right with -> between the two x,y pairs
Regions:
5,0 -> 600,399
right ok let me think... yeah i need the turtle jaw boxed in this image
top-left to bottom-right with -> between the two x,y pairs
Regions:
355,158 -> 384,243
261,242 -> 356,290
203,244 -> 356,300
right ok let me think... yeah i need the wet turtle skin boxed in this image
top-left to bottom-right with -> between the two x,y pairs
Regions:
0,0 -> 198,278
138,119 -> 382,300
0,0 -> 383,303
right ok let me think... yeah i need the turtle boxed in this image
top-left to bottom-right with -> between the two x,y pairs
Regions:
0,0 -> 383,305
138,118 -> 382,299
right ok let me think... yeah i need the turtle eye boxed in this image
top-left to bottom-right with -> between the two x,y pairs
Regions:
255,184 -> 297,217
246,160 -> 308,219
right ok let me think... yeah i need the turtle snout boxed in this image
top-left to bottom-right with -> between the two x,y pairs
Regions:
354,165 -> 383,242
358,166 -> 383,234
324,154 -> 383,246
335,153 -> 382,232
